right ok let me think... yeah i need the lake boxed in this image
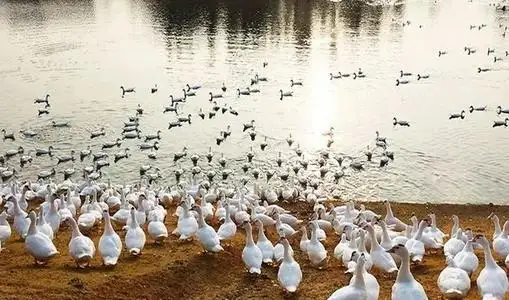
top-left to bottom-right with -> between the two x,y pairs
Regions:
0,0 -> 508,204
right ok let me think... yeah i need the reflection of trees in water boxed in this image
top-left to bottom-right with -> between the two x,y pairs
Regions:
144,0 -> 389,52
335,1 -> 384,36
3,0 -> 95,27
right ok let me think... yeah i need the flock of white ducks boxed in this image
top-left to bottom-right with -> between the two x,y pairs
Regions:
0,179 -> 508,299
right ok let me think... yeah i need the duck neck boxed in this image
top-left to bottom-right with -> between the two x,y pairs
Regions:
502,221 -> 509,237
129,211 -> 138,228
310,224 -> 318,243
451,217 -> 459,237
414,221 -> 427,240
282,240 -> 294,263
380,221 -> 392,245
197,209 -> 206,228
397,249 -> 414,283
225,206 -> 232,223
104,213 -> 115,235
352,259 -> 366,289
358,231 -> 367,253
68,217 -> 82,238
430,214 -> 437,229
0,212 -> 6,225
48,197 -> 57,213
385,202 -> 394,218
492,215 -> 502,236
366,225 -> 381,252
464,240 -> 474,252
182,203 -> 191,218
348,230 -> 357,248
245,223 -> 255,246
27,214 -> 38,235
301,227 -> 309,242
20,188 -> 27,206
67,190 -> 72,205
480,239 -> 498,269
257,223 -> 267,241
37,209 -> 46,225
12,197 -> 23,215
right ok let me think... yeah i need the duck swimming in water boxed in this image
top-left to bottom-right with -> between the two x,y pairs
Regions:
469,105 -> 486,113
449,110 -> 465,120
496,106 -> 509,115
393,117 -> 410,127
493,118 -> 508,128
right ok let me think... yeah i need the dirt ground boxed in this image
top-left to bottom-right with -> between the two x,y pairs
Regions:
1,200 -> 508,300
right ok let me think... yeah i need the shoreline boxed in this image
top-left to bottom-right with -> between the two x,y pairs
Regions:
0,199 -> 507,299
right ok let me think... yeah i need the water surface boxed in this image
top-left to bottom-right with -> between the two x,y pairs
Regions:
1,0 -> 508,204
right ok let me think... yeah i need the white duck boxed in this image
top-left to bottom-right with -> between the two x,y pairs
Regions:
24,211 -> 59,265
147,213 -> 168,244
387,244 -> 428,299
274,211 -> 296,237
99,210 -> 122,266
350,229 -> 373,272
453,238 -> 479,276
36,207 -> 54,240
250,205 -> 276,227
328,253 -> 370,300
277,235 -> 302,293
214,199 -> 226,222
199,197 -> 215,221
241,221 -> 263,274
392,225 -> 412,248
300,226 -> 311,253
274,228 -> 294,262
217,202 -> 236,241
351,251 -> 379,299
77,205 -> 97,231
424,213 -> 446,244
341,229 -> 358,267
307,221 -> 328,268
125,207 -> 146,256
451,215 -> 468,243
66,216 -> 96,268
474,234 -> 509,299
444,226 -> 466,258
0,211 -> 11,243
405,219 -> 428,263
255,220 -> 274,264
175,200 -> 198,240
6,196 -> 29,239
384,200 -> 406,232
45,196 -> 61,234
363,223 -> 397,273
192,205 -> 223,253
112,190 -> 130,225
492,220 -> 509,258
333,233 -> 349,259
58,195 -> 73,221
437,256 -> 471,299
488,212 -> 502,240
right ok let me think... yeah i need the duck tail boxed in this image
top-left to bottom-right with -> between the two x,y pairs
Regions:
103,257 -> 118,266
129,248 -> 142,256
478,67 -> 481,73
212,245 -> 224,252
411,256 -> 422,263
249,267 -> 261,274
444,289 -> 464,298
417,74 -> 421,80
285,286 -> 298,293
